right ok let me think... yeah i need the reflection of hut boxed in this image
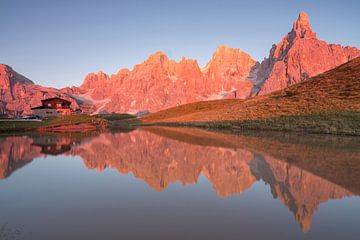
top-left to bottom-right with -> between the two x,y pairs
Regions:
35,144 -> 71,155
31,97 -> 73,118
31,136 -> 79,155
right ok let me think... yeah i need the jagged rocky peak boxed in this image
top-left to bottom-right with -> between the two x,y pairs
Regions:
292,11 -> 316,39
206,45 -> 255,65
0,64 -> 34,87
111,68 -> 131,83
204,45 -> 256,77
115,68 -> 131,76
217,44 -> 246,54
131,51 -> 175,74
81,70 -> 110,90
272,11 -> 316,60
249,11 -> 360,96
145,51 -> 169,64
132,51 -> 204,79
179,56 -> 198,65
211,45 -> 239,58
176,57 -> 202,76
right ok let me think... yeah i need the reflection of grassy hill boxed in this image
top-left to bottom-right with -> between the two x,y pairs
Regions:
145,126 -> 241,148
143,57 -> 360,135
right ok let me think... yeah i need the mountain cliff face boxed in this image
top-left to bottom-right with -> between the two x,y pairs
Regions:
0,64 -> 93,116
71,46 -> 255,114
203,45 -> 255,99
250,12 -> 360,96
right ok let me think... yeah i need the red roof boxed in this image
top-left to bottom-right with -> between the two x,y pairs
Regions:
41,97 -> 71,104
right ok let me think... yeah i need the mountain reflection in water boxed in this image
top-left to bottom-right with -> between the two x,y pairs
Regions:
0,127 -> 359,233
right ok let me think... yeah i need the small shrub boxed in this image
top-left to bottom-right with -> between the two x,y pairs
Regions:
285,90 -> 296,97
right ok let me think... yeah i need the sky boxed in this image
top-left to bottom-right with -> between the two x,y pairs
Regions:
1,0 -> 359,88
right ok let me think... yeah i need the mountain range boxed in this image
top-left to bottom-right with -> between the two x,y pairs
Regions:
1,11 -> 359,116
143,56 -> 360,128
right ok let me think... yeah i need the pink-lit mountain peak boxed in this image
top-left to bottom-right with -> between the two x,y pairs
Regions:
292,11 -> 316,38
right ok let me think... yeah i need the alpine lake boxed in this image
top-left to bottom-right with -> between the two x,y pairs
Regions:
1,127 -> 359,240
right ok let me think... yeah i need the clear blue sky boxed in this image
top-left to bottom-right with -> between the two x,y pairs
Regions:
1,0 -> 359,88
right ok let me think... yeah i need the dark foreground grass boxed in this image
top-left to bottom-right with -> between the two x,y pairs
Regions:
0,115 -> 108,132
95,113 -> 136,121
0,120 -> 44,132
145,111 -> 360,136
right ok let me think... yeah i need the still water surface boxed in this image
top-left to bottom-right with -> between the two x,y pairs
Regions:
0,127 -> 359,239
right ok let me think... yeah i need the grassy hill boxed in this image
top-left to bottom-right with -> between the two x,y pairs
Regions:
142,57 -> 360,135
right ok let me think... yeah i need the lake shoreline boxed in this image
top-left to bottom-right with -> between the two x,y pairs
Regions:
1,112 -> 360,136
140,112 -> 360,136
0,113 -> 138,133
